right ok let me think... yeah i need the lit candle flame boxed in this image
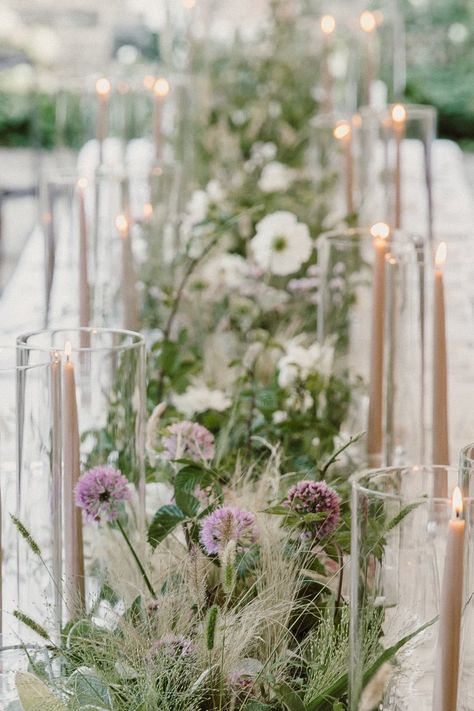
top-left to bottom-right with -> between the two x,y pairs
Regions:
96,77 -> 111,98
391,103 -> 407,124
320,14 -> 336,35
452,486 -> 463,518
77,177 -> 88,191
65,341 -> 72,361
154,77 -> 170,98
370,222 -> 390,240
182,0 -> 196,8
333,121 -> 352,141
359,10 -> 377,33
435,241 -> 447,269
143,74 -> 156,91
115,213 -> 129,238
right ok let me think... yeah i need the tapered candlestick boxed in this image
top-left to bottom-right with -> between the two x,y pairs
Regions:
367,222 -> 390,464
63,342 -> 85,617
51,351 -> 63,634
116,214 -> 140,331
391,104 -> 406,229
153,77 -> 170,162
432,243 -> 449,495
320,15 -> 336,113
77,179 -> 91,349
96,77 -> 111,165
333,120 -> 354,216
360,11 -> 377,107
433,486 -> 465,711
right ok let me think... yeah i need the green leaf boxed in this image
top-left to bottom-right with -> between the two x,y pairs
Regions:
273,682 -> 307,711
16,672 -> 68,711
67,667 -> 111,708
148,504 -> 187,549
124,595 -> 145,627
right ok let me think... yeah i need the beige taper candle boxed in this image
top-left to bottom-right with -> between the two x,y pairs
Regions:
95,78 -> 111,164
432,243 -> 449,499
116,214 -> 140,331
391,104 -> 407,229
320,15 -> 336,114
63,343 -> 85,617
77,180 -> 91,349
359,11 -> 377,106
153,77 -> 170,162
433,486 -> 465,711
367,222 -> 390,464
333,120 -> 354,216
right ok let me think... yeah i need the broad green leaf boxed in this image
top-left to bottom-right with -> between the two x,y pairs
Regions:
148,504 -> 187,549
273,682 -> 307,711
16,672 -> 67,711
67,667 -> 111,708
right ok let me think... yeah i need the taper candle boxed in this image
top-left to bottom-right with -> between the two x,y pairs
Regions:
391,103 -> 407,229
51,351 -> 63,633
116,214 -> 140,331
333,120 -> 354,215
77,179 -> 91,348
359,11 -> 377,107
433,242 -> 449,475
63,342 -> 85,617
320,15 -> 336,113
433,486 -> 465,711
153,77 -> 170,162
367,222 -> 390,464
95,77 -> 111,164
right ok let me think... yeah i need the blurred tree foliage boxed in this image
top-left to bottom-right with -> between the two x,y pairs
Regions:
403,0 -> 474,145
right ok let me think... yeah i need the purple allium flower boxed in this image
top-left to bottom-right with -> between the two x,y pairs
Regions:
228,671 -> 254,692
199,506 -> 257,555
151,634 -> 195,658
75,465 -> 132,523
284,480 -> 341,539
162,421 -> 215,462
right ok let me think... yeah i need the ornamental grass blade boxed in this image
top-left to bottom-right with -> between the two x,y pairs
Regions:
15,672 -> 67,711
306,616 -> 437,711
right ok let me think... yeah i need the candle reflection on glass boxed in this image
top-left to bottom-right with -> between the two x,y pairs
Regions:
432,242 -> 449,482
116,214 -> 140,331
96,77 -> 111,164
153,77 -> 170,161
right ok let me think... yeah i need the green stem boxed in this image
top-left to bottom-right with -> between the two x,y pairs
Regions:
116,519 -> 156,598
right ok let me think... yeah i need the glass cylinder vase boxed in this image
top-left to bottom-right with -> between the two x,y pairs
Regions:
316,226 -> 426,466
16,328 -> 146,618
0,348 -> 55,643
350,465 -> 474,710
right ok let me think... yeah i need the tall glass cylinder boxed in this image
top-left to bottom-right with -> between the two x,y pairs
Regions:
0,349 -> 54,643
308,113 -> 364,226
350,465 -> 474,710
317,227 -> 425,465
16,329 -> 146,616
358,103 -> 437,242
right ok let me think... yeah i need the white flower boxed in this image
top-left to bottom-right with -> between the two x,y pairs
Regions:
258,161 -> 295,193
277,336 -> 334,388
251,212 -> 313,276
201,253 -> 250,290
172,384 -> 232,417
206,179 -> 225,203
187,190 -> 209,224
272,410 -> 288,424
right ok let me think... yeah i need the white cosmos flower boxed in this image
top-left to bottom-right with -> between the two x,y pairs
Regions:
251,211 -> 313,276
258,161 -> 295,193
201,253 -> 250,290
172,383 -> 231,417
277,336 -> 334,388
